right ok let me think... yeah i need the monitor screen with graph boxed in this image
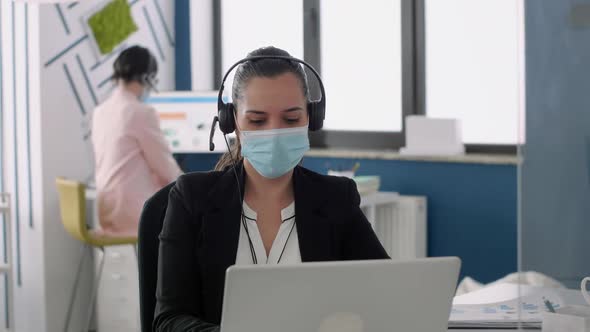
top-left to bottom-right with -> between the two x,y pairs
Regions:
146,91 -> 232,153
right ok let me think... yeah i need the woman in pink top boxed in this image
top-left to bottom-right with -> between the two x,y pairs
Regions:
92,46 -> 182,237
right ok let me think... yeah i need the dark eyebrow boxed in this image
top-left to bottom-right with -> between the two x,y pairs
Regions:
244,110 -> 266,115
244,107 -> 304,114
283,107 -> 304,113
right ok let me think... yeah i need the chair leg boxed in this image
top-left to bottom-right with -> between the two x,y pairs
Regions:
132,244 -> 140,330
63,245 -> 88,332
85,247 -> 106,332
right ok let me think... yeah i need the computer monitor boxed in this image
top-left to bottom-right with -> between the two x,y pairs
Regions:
146,91 -> 232,153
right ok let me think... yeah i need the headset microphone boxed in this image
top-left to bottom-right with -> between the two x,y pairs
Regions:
209,116 -> 219,151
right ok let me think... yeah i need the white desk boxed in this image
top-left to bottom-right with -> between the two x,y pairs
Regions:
83,186 -> 140,330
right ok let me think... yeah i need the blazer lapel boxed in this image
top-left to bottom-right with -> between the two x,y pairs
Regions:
198,164 -> 245,321
200,164 -> 245,269
293,166 -> 335,262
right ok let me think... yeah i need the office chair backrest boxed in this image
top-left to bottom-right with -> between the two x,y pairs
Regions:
55,177 -> 90,243
138,181 -> 175,332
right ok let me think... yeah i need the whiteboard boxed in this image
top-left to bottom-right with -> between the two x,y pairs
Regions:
146,91 -> 233,153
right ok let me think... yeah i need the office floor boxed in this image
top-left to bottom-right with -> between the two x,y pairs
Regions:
95,245 -> 139,331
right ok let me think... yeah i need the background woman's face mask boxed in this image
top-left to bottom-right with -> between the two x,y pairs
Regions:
240,125 -> 310,179
139,87 -> 151,102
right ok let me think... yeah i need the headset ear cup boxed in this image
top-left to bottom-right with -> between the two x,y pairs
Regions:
308,101 -> 324,131
316,101 -> 325,130
219,103 -> 236,134
227,103 -> 236,133
307,102 -> 316,131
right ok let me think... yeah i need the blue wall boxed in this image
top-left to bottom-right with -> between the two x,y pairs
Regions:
174,0 -> 191,90
522,0 -> 590,288
175,153 -> 517,283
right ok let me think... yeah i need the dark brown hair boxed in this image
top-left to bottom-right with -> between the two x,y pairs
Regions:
214,46 -> 310,171
112,45 -> 157,83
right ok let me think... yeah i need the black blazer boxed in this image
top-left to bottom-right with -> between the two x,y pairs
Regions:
154,163 -> 389,332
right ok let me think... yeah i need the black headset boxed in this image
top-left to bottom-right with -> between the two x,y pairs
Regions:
215,55 -> 326,136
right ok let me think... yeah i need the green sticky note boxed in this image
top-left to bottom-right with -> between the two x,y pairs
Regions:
88,0 -> 138,55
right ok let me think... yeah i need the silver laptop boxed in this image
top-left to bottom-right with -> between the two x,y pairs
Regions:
221,257 -> 461,332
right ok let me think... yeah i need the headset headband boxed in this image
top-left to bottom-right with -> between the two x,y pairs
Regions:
216,55 -> 326,121
210,55 -> 326,150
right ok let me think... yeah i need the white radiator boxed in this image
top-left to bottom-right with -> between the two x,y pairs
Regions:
360,192 -> 427,259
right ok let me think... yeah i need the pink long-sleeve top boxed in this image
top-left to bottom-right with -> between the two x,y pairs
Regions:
91,87 -> 182,237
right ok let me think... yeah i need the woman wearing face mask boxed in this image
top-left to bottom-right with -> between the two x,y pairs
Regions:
153,46 -> 388,331
92,45 -> 182,238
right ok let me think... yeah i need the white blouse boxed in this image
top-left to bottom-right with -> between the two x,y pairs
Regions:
235,201 -> 302,265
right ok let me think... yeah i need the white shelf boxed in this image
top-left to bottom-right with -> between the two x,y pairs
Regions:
305,148 -> 520,165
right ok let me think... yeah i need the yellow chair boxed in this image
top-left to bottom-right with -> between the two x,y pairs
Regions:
55,177 -> 137,332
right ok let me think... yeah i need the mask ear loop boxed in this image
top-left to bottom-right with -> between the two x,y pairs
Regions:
143,74 -> 159,93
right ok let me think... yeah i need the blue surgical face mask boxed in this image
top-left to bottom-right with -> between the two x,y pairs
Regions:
240,125 -> 310,179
